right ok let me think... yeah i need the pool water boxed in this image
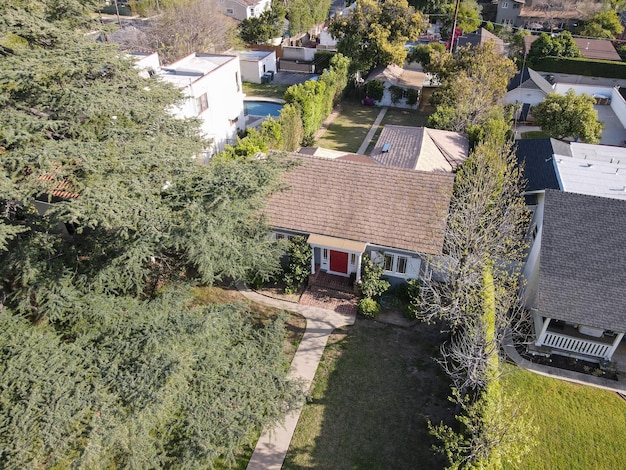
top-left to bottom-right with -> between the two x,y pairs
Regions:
244,100 -> 283,117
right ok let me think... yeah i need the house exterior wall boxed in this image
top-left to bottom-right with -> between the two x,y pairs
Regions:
223,0 -> 270,20
239,52 -> 276,83
553,83 -> 614,98
375,83 -> 420,109
502,88 -> 546,107
495,0 -> 522,26
522,192 -> 545,310
369,248 -> 421,284
610,88 -> 626,128
168,56 -> 245,154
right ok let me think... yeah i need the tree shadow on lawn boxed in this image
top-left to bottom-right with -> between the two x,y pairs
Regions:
284,319 -> 455,470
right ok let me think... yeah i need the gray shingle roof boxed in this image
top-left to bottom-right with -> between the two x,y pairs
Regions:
538,189 -> 626,332
456,28 -> 505,55
507,68 -> 554,95
265,154 -> 455,254
515,138 -> 567,192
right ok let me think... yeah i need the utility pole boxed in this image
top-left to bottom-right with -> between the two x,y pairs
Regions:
449,0 -> 461,53
112,0 -> 123,28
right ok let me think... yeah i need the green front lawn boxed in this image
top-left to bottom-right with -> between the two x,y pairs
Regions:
503,365 -> 626,469
284,319 -> 453,470
315,99 -> 382,152
242,82 -> 290,100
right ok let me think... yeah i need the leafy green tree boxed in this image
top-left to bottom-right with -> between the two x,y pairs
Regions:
0,291 -> 301,468
427,42 -> 516,133
533,89 -> 604,143
408,42 -> 446,68
287,0 -> 332,36
357,254 -> 390,299
527,31 -> 581,64
0,1 -> 301,466
328,0 -> 425,72
284,235 -> 312,293
442,0 -> 482,39
239,0 -> 285,44
577,10 -> 624,39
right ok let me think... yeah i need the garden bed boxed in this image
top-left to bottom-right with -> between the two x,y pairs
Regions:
521,349 -> 619,381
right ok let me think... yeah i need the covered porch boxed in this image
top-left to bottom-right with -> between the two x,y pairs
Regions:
307,234 -> 366,281
533,314 -> 625,363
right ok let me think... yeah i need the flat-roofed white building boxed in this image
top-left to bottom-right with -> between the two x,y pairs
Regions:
159,53 -> 245,155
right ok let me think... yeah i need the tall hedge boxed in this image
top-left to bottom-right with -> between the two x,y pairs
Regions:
532,56 -> 626,79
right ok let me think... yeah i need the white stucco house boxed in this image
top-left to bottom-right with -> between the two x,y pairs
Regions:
518,140 -> 626,365
222,0 -> 271,21
235,50 -> 277,84
501,68 -> 555,122
365,64 -> 426,109
264,154 -> 455,286
159,53 -> 245,156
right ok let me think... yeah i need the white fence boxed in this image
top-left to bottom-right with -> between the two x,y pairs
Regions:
543,332 -> 611,358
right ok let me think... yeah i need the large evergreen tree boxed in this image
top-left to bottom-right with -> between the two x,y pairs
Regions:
0,1 -> 300,466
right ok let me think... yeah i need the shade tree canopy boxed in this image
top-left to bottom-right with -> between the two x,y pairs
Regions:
576,10 -> 624,39
533,89 -> 604,143
328,0 -> 426,72
0,1 -> 301,466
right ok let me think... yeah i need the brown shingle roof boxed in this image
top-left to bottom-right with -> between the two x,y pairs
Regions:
366,64 -> 426,89
370,125 -> 469,171
524,35 -> 621,61
265,155 -> 454,254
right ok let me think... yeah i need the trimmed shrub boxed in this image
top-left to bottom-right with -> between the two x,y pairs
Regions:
389,85 -> 405,104
406,88 -> 420,106
358,297 -> 381,318
366,80 -> 385,101
532,56 -> 626,79
357,255 -> 390,299
284,236 -> 312,294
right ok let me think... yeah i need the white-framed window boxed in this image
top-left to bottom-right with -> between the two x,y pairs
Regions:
196,93 -> 208,114
350,253 -> 356,265
323,248 -> 328,260
226,8 -> 234,15
383,253 -> 410,275
396,256 -> 407,275
384,254 -> 394,272
275,233 -> 285,240
501,1 -> 509,8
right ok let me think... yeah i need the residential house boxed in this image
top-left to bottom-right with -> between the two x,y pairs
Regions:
222,0 -> 271,21
497,0 -> 602,30
235,50 -> 277,84
523,35 -> 622,61
495,0 -> 525,27
365,64 -> 426,109
369,125 -> 469,172
456,27 -> 505,55
159,53 -> 245,156
264,154 -> 455,285
518,139 -> 626,364
502,67 -> 555,121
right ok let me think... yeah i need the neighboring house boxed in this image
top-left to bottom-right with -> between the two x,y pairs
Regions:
523,189 -> 626,363
495,0 -> 525,27
365,64 -> 426,109
518,139 -> 626,363
502,67 -> 554,121
222,0 -> 271,21
515,0 -> 602,30
524,35 -> 622,61
456,27 -> 505,55
264,154 -> 455,285
369,125 -> 469,172
235,50 -> 277,83
159,53 -> 245,156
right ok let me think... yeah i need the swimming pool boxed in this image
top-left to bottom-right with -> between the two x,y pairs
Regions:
244,100 -> 284,117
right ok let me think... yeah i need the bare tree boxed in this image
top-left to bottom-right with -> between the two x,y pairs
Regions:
140,0 -> 239,64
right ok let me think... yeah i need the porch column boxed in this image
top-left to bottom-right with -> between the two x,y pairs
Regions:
536,317 -> 551,346
355,252 -> 363,282
310,246 -> 316,274
605,332 -> 625,360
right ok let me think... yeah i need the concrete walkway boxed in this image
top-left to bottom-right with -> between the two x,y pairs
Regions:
241,285 -> 356,470
356,106 -> 388,155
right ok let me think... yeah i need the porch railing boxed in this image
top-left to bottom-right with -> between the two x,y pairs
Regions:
542,332 -> 611,359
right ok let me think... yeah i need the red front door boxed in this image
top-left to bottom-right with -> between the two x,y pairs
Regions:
329,250 -> 349,274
